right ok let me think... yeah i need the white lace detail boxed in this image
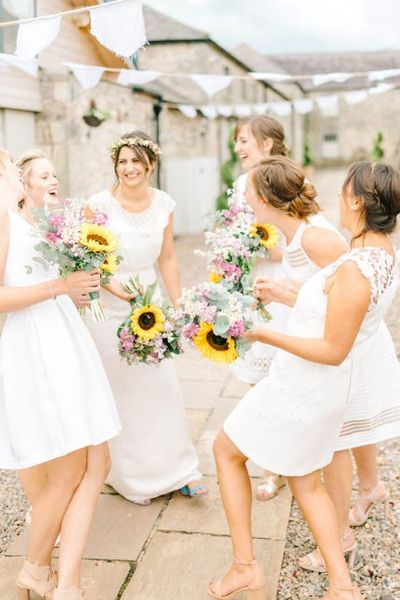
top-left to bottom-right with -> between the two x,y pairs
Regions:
251,356 -> 274,374
325,247 -> 396,309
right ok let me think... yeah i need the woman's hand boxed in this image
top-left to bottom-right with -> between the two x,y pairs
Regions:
103,278 -> 138,302
253,277 -> 298,307
56,269 -> 100,307
243,328 -> 261,344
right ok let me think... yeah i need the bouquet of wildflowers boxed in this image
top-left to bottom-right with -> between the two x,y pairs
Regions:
32,198 -> 121,321
117,276 -> 182,365
175,282 -> 253,364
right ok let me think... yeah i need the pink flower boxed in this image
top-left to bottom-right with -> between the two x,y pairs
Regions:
92,211 -> 109,226
183,323 -> 200,339
46,231 -> 61,244
228,320 -> 245,338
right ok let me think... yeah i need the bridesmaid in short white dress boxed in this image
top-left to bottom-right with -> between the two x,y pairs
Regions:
86,132 -> 203,504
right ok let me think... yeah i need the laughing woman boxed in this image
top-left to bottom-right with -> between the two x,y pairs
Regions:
0,149 -> 121,600
209,160 -> 400,600
85,131 -> 206,505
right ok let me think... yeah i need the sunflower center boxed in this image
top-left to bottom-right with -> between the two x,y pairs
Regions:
257,227 -> 268,240
138,312 -> 156,330
206,331 -> 230,351
87,233 -> 108,246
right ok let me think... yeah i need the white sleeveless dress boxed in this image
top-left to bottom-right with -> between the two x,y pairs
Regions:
224,248 -> 400,475
86,189 -> 201,503
231,208 -> 343,384
0,210 -> 121,470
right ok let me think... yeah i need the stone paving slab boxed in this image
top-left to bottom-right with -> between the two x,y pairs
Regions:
158,475 -> 292,540
0,556 -> 129,600
121,531 -> 285,600
185,408 -> 212,443
181,380 -> 223,409
221,378 -> 251,398
6,493 -> 164,562
175,351 -> 229,382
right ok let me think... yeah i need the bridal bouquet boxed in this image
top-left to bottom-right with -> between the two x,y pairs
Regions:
195,221 -> 279,321
32,198 -> 121,321
117,276 -> 182,365
175,282 -> 253,364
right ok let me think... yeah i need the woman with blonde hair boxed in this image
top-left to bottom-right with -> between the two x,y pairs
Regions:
0,149 -> 120,600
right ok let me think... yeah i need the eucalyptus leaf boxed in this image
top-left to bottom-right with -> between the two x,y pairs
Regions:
213,314 -> 231,336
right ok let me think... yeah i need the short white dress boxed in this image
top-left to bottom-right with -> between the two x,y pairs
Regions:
224,247 -> 400,476
0,210 -> 121,470
86,189 -> 201,503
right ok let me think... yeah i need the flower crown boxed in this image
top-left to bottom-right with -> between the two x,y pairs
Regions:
109,137 -> 162,160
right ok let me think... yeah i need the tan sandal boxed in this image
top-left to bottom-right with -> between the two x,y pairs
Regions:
299,529 -> 361,573
16,560 -> 57,599
208,556 -> 266,599
256,473 -> 283,501
349,481 -> 390,526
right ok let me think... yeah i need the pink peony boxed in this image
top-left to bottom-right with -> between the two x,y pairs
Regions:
228,320 -> 245,338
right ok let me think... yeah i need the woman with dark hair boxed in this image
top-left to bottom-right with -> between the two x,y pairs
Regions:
209,160 -> 400,600
86,131 -> 206,504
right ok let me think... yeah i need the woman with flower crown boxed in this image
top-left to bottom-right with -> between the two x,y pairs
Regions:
85,131 -> 206,505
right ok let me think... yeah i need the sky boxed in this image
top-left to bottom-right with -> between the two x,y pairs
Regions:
144,0 -> 400,55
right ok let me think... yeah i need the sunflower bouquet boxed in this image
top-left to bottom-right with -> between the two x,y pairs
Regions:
117,276 -> 182,365
175,282 -> 253,364
31,198 -> 121,321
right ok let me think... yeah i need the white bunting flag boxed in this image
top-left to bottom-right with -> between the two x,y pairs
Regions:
250,72 -> 292,82
216,105 -> 234,118
312,72 -> 352,86
190,74 -> 233,98
369,82 -> 395,95
368,68 -> 400,82
344,90 -> 369,105
254,103 -> 270,115
0,52 -> 38,76
293,98 -> 314,114
270,101 -> 292,117
315,94 -> 339,116
90,0 -> 147,58
178,104 -> 197,118
234,105 -> 253,118
117,70 -> 160,86
200,106 -> 218,119
65,63 -> 105,90
16,16 -> 61,59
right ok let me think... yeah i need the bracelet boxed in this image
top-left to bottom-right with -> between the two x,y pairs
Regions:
48,280 -> 55,300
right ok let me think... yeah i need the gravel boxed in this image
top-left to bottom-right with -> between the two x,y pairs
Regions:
0,470 -> 28,555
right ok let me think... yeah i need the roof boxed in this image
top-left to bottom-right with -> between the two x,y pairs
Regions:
233,44 -> 287,74
143,5 -> 209,42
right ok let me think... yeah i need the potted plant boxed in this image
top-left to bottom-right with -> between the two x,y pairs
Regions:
82,100 -> 111,127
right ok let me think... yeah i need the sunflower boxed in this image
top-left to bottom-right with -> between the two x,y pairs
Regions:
80,223 -> 118,253
130,305 -> 165,340
209,271 -> 223,284
193,322 -> 238,364
100,253 -> 119,274
250,223 -> 279,249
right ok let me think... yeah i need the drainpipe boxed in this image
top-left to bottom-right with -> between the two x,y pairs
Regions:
152,99 -> 163,189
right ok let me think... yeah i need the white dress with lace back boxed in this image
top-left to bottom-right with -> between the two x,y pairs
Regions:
86,189 -> 201,503
224,247 -> 400,475
0,210 -> 121,470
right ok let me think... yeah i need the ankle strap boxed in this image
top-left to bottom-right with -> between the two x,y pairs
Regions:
234,555 -> 257,566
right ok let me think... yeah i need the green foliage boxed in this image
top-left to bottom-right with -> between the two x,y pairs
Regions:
216,130 -> 239,210
371,131 -> 384,161
302,136 -> 313,167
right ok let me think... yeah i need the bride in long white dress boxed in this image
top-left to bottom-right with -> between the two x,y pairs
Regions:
86,131 -> 206,505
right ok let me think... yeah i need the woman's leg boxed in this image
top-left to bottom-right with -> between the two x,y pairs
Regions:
19,449 -> 87,566
288,472 -> 354,590
323,450 -> 353,537
56,442 -> 111,589
19,463 -> 47,506
349,444 -> 387,525
210,431 -> 265,596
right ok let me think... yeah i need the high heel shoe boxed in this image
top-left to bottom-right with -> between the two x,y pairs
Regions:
299,529 -> 361,573
323,584 -> 363,599
256,473 -> 283,501
53,589 -> 84,599
349,480 -> 390,526
16,560 -> 57,599
208,556 -> 266,599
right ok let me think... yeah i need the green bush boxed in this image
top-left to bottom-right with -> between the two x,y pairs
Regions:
302,135 -> 313,167
371,131 -> 384,161
216,131 -> 239,210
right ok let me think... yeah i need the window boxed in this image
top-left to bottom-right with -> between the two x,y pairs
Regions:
324,133 -> 338,143
0,1 -> 36,52
322,132 -> 339,159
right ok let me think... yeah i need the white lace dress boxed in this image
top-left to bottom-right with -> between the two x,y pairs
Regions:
86,189 -> 201,503
224,248 -> 400,475
0,210 -> 121,470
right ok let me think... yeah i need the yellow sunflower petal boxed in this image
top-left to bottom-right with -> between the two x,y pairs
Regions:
193,322 -> 238,364
80,223 -> 119,253
130,304 -> 165,341
100,253 -> 119,274
250,223 -> 279,250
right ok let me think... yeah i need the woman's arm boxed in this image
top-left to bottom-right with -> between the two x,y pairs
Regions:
302,227 -> 348,268
253,277 -> 299,307
246,261 -> 370,366
0,210 -> 99,312
157,214 -> 181,307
